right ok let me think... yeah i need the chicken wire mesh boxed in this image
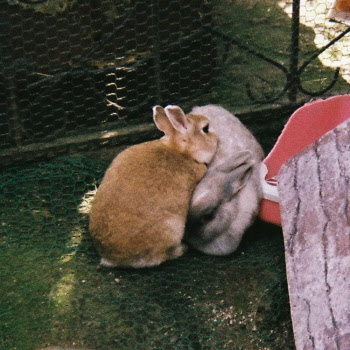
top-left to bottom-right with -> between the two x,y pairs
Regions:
2,0 -> 350,165
1,0 -> 350,349
0,0 -> 216,165
1,156 -> 294,350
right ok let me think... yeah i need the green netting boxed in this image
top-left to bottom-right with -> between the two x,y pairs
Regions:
0,156 -> 294,350
2,0 -> 350,167
3,1 -> 350,348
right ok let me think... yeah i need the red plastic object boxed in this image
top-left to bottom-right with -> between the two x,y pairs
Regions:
259,95 -> 350,226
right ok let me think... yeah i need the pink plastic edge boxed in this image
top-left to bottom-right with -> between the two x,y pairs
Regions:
259,94 -> 350,226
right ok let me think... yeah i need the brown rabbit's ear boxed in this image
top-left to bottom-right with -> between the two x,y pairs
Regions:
153,105 -> 188,135
164,105 -> 189,134
153,105 -> 174,135
153,106 -> 173,134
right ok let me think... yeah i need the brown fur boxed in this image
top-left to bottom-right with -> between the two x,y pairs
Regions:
89,105 -> 217,268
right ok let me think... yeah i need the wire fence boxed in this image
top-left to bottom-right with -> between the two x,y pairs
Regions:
1,1 -> 350,349
1,0 -> 350,166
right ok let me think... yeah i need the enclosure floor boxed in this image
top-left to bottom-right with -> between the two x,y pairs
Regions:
0,156 -> 294,350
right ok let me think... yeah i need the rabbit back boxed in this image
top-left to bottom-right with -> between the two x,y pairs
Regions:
90,140 -> 206,267
186,105 -> 264,255
89,105 -> 217,268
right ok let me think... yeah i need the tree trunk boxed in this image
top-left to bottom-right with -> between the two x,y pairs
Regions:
278,118 -> 350,350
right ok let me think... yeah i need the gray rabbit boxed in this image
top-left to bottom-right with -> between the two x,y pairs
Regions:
185,105 -> 264,255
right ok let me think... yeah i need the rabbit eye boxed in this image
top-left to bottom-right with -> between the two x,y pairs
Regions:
202,124 -> 209,134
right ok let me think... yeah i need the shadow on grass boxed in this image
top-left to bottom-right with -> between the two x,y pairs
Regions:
0,156 -> 294,350
203,0 -> 350,109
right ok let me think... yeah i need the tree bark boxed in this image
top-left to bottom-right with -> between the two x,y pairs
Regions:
278,118 -> 350,350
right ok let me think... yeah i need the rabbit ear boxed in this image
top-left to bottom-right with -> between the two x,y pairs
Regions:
164,105 -> 189,134
191,152 -> 254,212
153,105 -> 189,135
226,159 -> 254,198
153,105 -> 174,135
191,151 -> 255,214
216,150 -> 252,173
214,151 -> 254,200
191,171 -> 228,214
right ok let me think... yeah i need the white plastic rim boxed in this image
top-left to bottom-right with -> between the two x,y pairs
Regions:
260,163 -> 279,203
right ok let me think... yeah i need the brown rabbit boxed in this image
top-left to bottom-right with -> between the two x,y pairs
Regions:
89,105 -> 217,268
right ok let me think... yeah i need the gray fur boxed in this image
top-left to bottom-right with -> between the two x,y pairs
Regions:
185,105 -> 264,255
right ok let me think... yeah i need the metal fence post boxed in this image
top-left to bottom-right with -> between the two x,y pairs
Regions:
152,0 -> 162,104
288,0 -> 300,102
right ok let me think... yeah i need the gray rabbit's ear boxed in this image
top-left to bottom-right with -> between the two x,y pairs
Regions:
190,187 -> 216,215
213,150 -> 255,200
226,160 -> 254,198
191,151 -> 255,213
191,171 -> 228,214
164,105 -> 189,134
216,150 -> 252,173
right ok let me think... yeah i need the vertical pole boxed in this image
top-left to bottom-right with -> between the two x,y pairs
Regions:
152,0 -> 162,103
288,0 -> 300,102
